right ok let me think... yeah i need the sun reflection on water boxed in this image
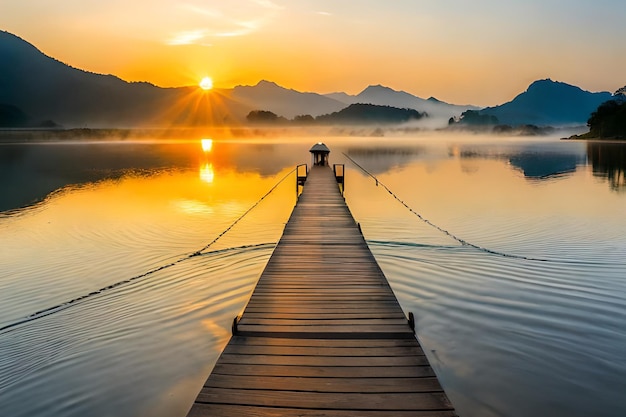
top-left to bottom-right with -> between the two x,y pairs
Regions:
199,163 -> 215,183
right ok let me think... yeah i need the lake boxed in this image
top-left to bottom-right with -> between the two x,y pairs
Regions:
1,133 -> 625,417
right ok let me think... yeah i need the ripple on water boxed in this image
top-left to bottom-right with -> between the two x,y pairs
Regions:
0,244 -> 274,417
368,240 -> 626,417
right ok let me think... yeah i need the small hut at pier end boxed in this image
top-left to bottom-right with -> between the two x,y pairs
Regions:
310,142 -> 330,166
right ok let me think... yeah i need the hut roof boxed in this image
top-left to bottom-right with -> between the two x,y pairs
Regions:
309,142 -> 330,153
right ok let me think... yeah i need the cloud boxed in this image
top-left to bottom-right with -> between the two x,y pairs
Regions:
214,20 -> 260,37
251,0 -> 284,11
181,4 -> 224,18
166,0 -> 283,45
166,29 -> 209,45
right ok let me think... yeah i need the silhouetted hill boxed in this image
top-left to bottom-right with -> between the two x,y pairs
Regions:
2,31 -> 617,131
232,81 -> 345,119
327,85 -> 478,123
0,103 -> 62,128
0,104 -> 30,127
0,31 -> 175,126
316,103 -> 426,124
0,31 -> 393,127
480,79 -> 612,126
0,31 -> 250,127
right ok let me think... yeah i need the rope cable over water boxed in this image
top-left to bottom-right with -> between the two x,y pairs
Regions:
342,152 -> 552,263
191,166 -> 297,255
0,167 -> 297,334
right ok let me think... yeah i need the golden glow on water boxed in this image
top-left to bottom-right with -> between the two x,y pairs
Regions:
2,137 -> 626,417
173,199 -> 215,215
199,163 -> 215,184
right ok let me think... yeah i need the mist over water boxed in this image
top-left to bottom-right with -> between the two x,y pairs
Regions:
1,134 -> 625,417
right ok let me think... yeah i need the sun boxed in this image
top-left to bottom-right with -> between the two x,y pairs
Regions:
201,138 -> 213,152
199,77 -> 213,90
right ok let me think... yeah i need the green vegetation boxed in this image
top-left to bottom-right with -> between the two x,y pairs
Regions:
245,110 -> 288,124
316,103 -> 425,124
575,99 -> 626,139
448,110 -> 499,126
292,114 -> 315,124
246,103 -> 427,126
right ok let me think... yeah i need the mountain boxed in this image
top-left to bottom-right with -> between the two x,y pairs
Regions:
232,81 -> 346,119
324,92 -> 355,104
0,31 -> 381,127
1,31 -> 170,126
480,79 -> 613,126
0,31 -> 249,127
0,104 -> 30,127
1,31 -> 616,130
326,85 -> 479,123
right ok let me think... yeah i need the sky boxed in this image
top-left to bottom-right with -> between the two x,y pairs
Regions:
1,0 -> 625,106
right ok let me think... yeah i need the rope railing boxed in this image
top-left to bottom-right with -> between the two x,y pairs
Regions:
192,166 -> 297,255
0,167 -> 297,333
342,152 -> 552,262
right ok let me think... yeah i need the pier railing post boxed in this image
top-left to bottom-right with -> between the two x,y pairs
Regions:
296,164 -> 308,197
333,164 -> 345,195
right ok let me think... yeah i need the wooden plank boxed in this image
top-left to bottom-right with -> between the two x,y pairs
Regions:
238,318 -> 409,326
215,353 -> 430,367
231,330 -> 416,340
203,375 -> 442,392
241,313 -> 408,320
226,337 -> 421,348
195,389 -> 454,411
210,363 -> 436,378
221,344 -> 424,356
236,324 -> 412,333
186,165 -> 455,416
188,404 -> 457,417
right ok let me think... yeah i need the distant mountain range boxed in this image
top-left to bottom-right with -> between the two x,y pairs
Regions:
0,30 -> 619,128
325,85 -> 479,122
231,80 -> 345,119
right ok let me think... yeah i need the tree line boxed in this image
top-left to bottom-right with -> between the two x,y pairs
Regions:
585,87 -> 626,139
246,103 -> 427,125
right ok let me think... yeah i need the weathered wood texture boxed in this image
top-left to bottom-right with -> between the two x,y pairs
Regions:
187,165 -> 456,416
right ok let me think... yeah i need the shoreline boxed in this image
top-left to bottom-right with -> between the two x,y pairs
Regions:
564,133 -> 626,141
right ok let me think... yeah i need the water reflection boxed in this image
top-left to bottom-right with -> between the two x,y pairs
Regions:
587,142 -> 626,191
0,140 -> 311,212
199,163 -> 215,183
342,141 -> 588,180
1,136 -> 625,417
0,144 -> 301,416
342,145 -> 426,174
508,153 -> 581,179
453,143 -> 586,179
199,139 -> 215,183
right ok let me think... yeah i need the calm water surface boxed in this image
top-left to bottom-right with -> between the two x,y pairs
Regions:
1,134 -> 625,417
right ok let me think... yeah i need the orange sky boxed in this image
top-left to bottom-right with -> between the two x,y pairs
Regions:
1,0 -> 625,106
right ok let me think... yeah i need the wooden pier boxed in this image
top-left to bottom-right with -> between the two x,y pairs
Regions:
187,164 -> 456,416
